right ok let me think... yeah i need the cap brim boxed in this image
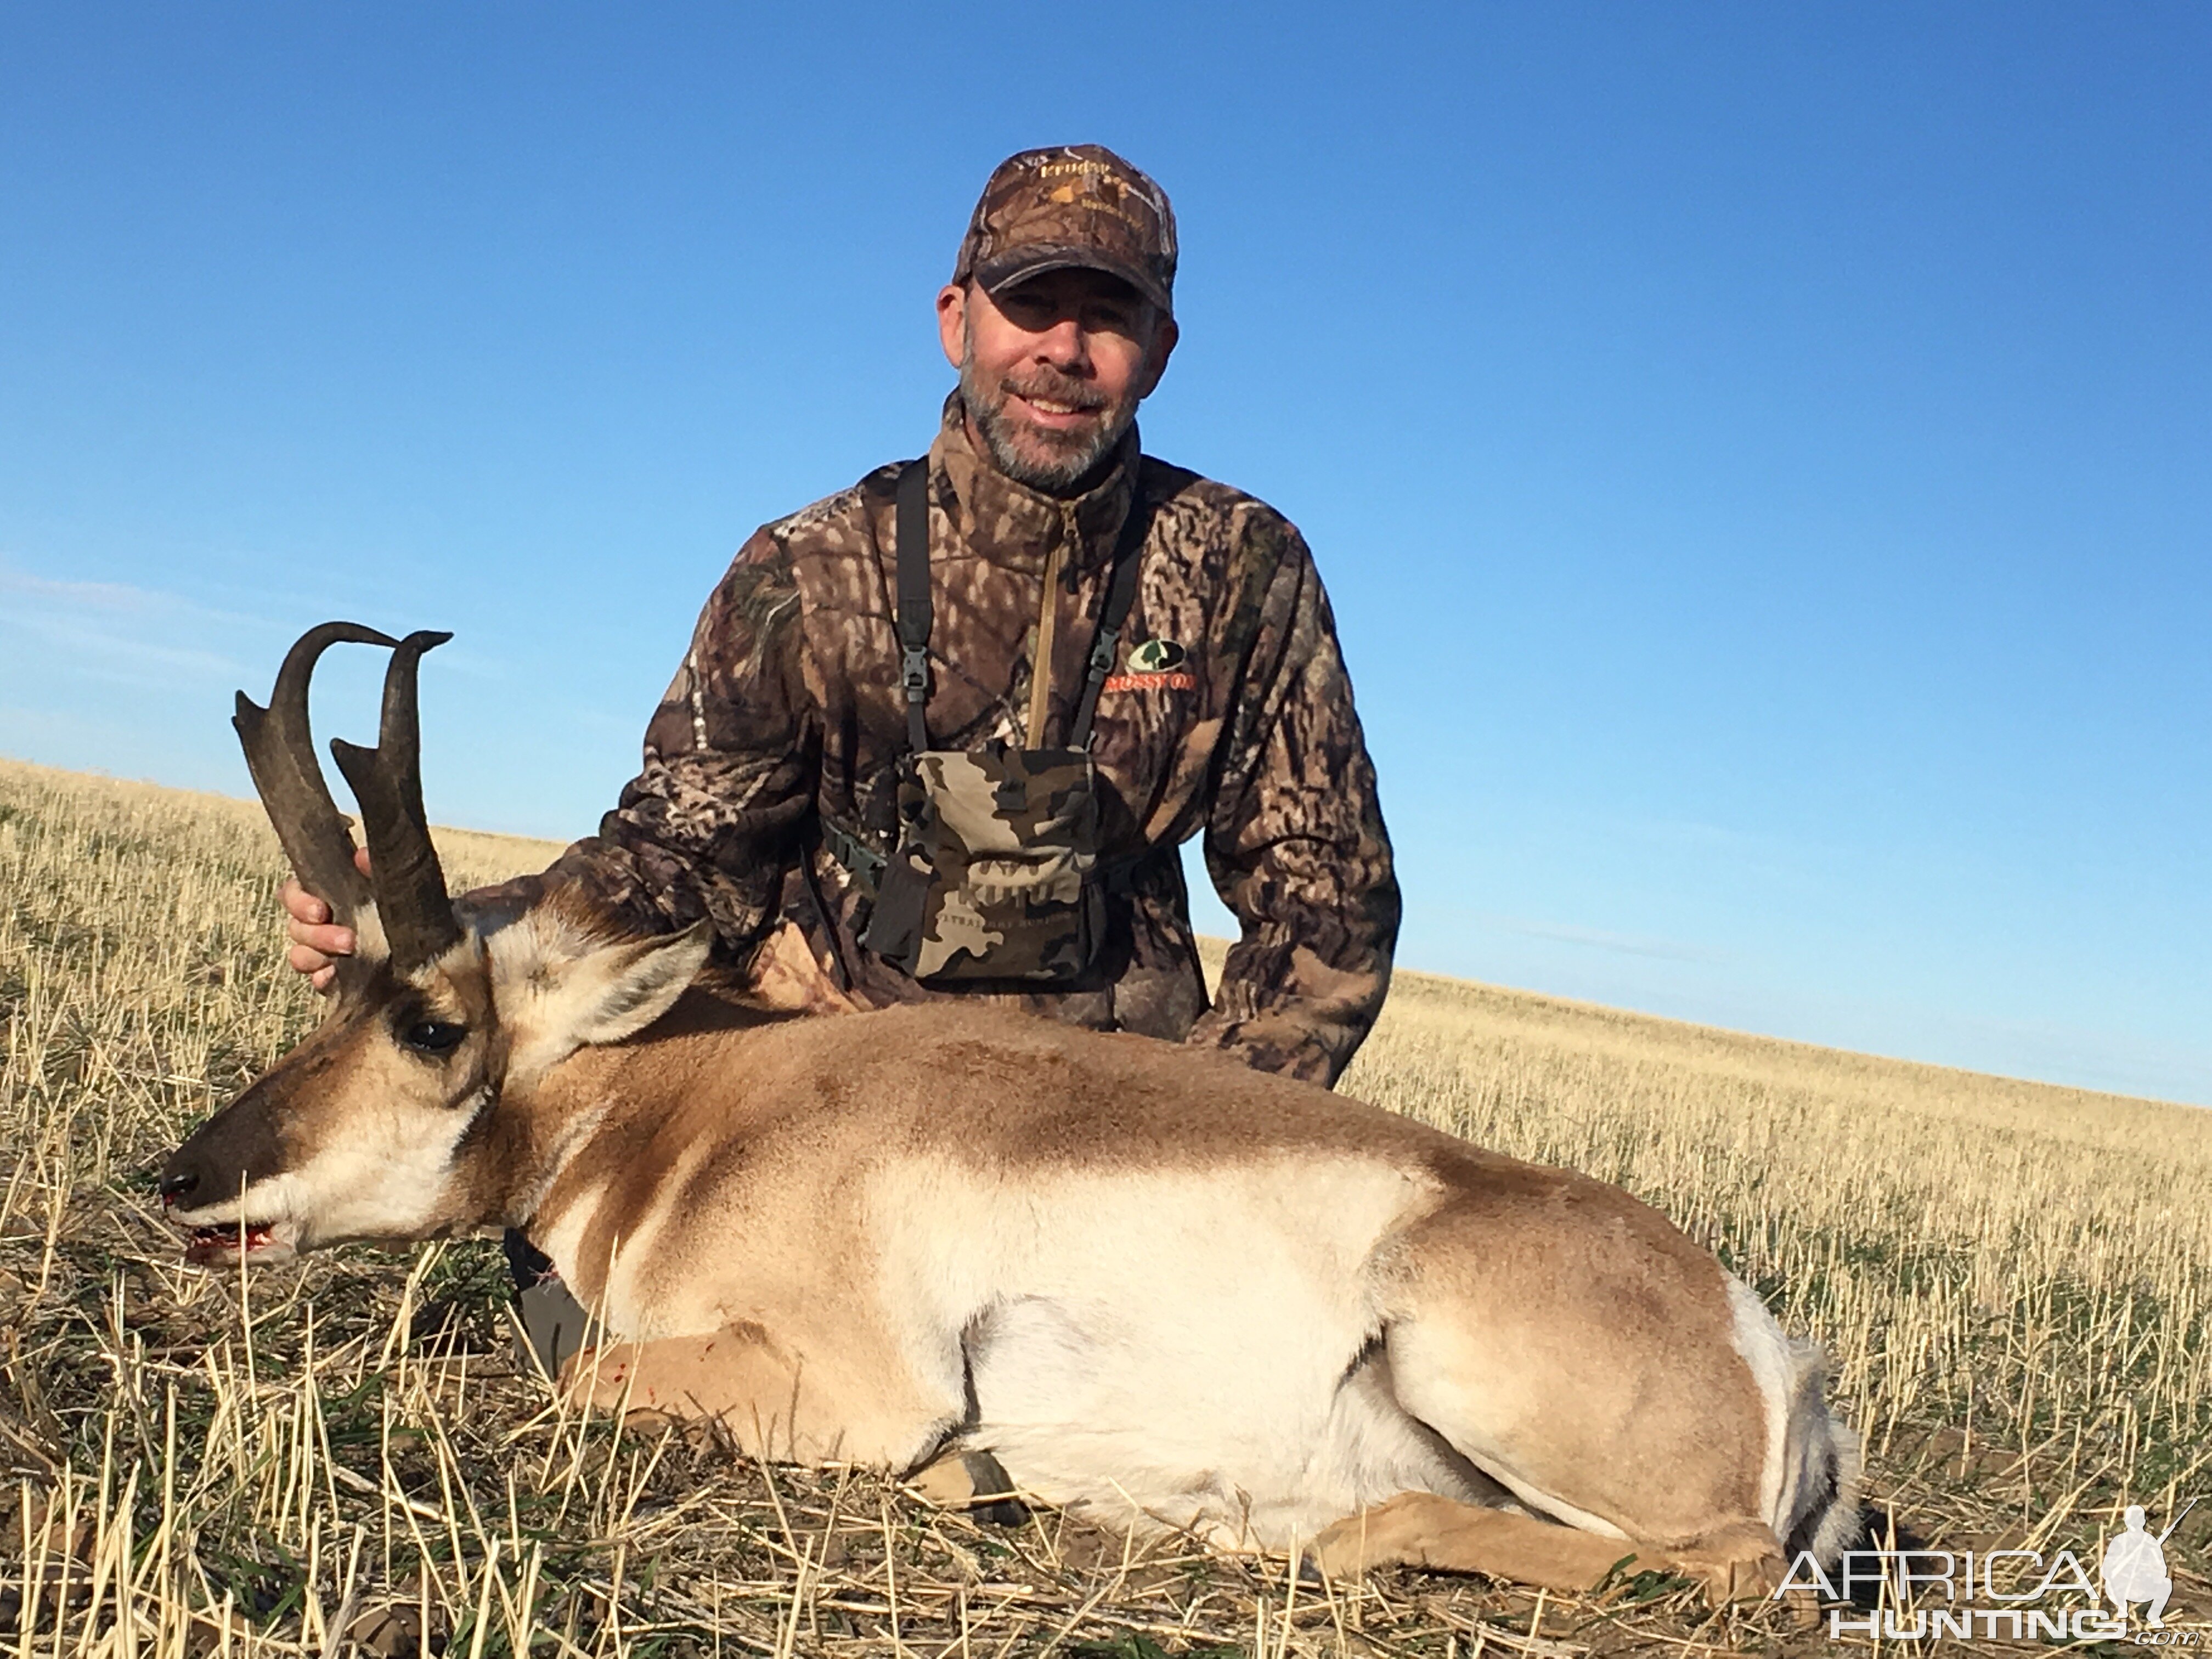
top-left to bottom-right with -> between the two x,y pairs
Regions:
975,245 -> 1171,315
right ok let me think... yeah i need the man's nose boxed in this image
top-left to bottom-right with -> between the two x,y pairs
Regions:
1036,317 -> 1091,370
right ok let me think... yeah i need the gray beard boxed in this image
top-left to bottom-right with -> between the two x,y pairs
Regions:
959,347 -> 1138,496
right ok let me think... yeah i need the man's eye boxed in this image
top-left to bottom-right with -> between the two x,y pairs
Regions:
402,1021 -> 467,1054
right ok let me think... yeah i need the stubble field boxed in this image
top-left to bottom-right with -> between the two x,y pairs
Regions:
3,753 -> 2208,1657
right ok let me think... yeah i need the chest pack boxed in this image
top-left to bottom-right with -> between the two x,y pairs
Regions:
834,461 -> 1148,984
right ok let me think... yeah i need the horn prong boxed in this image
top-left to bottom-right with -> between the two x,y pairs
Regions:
332,630 -> 461,974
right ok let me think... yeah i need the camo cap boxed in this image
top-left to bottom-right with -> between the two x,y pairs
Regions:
953,145 -> 1178,316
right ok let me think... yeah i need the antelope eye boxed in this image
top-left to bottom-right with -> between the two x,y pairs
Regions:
401,1020 -> 468,1054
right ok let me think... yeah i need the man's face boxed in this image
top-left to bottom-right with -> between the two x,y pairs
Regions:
938,268 -> 1178,494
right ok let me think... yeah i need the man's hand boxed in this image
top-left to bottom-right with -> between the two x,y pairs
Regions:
283,847 -> 371,992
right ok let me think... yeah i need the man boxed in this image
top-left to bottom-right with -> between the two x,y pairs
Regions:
286,144 -> 1398,1088
2102,1505 -> 2177,1628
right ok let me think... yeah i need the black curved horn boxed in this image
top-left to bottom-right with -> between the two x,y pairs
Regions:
330,630 -> 461,974
233,622 -> 397,932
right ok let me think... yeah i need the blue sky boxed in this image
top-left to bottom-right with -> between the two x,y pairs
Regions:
3,4 -> 2206,1103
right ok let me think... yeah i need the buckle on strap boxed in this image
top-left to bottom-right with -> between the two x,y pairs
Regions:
901,647 -> 930,701
820,816 -> 887,896
1098,845 -> 1159,897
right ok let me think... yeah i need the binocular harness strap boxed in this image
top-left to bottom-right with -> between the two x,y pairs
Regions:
1068,522 -> 1147,749
891,458 -> 1152,755
894,460 -> 935,753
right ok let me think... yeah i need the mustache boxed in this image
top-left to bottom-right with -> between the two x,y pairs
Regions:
997,369 -> 1110,414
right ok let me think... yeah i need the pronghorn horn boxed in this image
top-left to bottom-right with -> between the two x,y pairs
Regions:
233,622 -> 398,939
330,630 -> 461,975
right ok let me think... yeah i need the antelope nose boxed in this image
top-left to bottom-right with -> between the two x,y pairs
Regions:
159,1167 -> 198,1206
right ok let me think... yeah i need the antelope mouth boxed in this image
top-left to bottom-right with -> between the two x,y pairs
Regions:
180,1220 -> 297,1266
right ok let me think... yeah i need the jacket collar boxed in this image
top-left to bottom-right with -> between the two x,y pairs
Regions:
928,391 -> 1141,575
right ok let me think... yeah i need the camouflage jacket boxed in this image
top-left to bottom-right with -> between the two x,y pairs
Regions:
511,396 -> 1399,1085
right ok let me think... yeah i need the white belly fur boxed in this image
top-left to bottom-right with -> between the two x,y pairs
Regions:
874,1155 -> 1470,1550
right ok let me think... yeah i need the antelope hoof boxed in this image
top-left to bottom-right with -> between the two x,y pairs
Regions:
908,1449 -> 1029,1527
1669,1544 -> 1786,1604
1307,1498 -> 1421,1577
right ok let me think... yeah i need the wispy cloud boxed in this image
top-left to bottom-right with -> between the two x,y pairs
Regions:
1631,817 -> 1773,853
0,566 -> 262,625
1476,913 -> 1718,962
0,558 -> 293,687
7,612 -> 244,679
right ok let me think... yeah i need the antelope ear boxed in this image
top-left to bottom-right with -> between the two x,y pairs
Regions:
493,913 -> 714,1081
560,921 -> 716,1046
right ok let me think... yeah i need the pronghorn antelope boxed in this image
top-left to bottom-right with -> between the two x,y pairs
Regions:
163,623 -> 1862,1599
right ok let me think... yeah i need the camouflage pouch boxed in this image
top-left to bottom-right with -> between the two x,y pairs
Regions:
859,740 -> 1105,983
847,460 -> 1152,983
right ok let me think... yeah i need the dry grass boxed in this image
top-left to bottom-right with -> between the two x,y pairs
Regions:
3,753 -> 2208,1657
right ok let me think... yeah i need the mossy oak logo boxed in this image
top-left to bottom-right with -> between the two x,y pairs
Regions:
1105,639 -> 1195,693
